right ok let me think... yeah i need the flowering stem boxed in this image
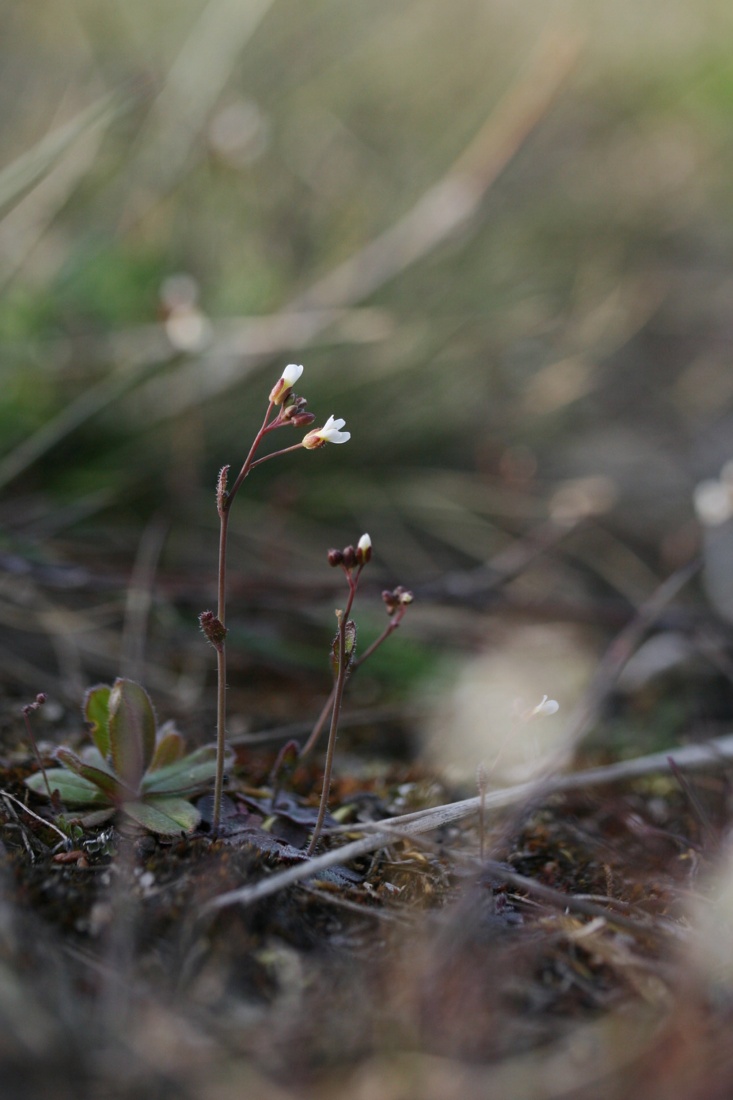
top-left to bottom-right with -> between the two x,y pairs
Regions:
23,694 -> 51,801
249,442 -> 304,470
306,569 -> 362,856
212,402 -> 274,833
300,609 -> 406,759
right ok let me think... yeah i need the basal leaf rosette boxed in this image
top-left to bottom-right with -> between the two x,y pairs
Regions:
25,679 -> 232,836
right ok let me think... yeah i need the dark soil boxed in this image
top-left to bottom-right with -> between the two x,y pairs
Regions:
3,685 -> 733,1100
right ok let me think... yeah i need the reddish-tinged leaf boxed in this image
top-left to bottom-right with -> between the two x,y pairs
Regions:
108,678 -> 157,788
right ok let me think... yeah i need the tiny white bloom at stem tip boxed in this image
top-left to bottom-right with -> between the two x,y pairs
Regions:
530,695 -> 560,717
302,414 -> 351,449
269,363 -> 304,405
358,533 -> 371,554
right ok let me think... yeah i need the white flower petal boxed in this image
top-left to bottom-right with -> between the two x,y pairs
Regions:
283,363 -> 304,386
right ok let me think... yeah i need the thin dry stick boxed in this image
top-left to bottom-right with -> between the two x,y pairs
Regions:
560,558 -> 701,751
202,730 -> 733,917
0,360 -> 171,493
119,514 -> 168,684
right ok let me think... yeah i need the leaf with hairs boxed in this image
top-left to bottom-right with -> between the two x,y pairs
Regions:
108,678 -> 157,788
55,747 -> 130,801
142,745 -> 232,796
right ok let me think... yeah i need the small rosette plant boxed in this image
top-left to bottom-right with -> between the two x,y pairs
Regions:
25,678 -> 231,835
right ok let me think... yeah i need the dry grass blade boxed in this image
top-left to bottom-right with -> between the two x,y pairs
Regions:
202,731 -> 733,917
0,94 -> 116,215
0,101 -> 117,292
292,29 -> 583,313
126,27 -> 584,422
0,361 -> 167,492
119,0 -> 276,227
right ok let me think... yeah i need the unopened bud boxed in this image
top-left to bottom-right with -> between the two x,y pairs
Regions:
199,610 -> 228,652
269,363 -> 304,406
286,410 -> 316,428
328,549 -> 344,567
330,619 -> 358,678
382,586 -> 414,614
342,545 -> 357,569
216,466 -> 230,516
356,533 -> 372,565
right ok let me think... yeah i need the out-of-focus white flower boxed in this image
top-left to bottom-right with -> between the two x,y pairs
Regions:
302,415 -> 350,449
694,478 -> 733,527
269,364 -> 304,405
527,695 -> 560,718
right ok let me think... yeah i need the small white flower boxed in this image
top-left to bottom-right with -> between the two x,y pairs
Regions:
529,695 -> 560,718
269,363 -> 304,405
302,415 -> 351,449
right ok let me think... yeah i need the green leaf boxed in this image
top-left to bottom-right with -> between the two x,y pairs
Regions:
108,678 -> 157,788
79,745 -> 116,773
83,684 -> 112,758
122,797 -> 200,835
25,768 -> 110,806
142,745 -> 232,796
55,747 -> 130,801
149,722 -> 186,771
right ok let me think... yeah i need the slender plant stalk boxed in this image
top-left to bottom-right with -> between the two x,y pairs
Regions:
306,572 -> 360,855
212,403 -> 274,832
23,694 -> 51,800
299,611 -> 405,759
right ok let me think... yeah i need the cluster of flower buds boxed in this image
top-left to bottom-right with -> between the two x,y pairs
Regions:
327,533 -> 372,570
22,693 -> 47,718
279,393 -> 316,429
199,610 -> 228,653
381,586 -> 414,615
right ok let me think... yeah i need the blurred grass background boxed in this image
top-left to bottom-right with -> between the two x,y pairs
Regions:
2,0 -> 733,734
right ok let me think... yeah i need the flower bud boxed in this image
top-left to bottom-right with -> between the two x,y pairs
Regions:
269,363 -> 304,405
328,549 -> 344,567
356,533 -> 372,565
342,545 -> 357,569
286,410 -> 316,429
216,465 -> 230,516
382,586 -> 414,614
199,610 -> 228,652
